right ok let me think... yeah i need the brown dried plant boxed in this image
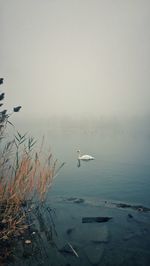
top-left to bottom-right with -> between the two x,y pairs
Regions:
0,79 -> 64,263
0,132 -> 64,242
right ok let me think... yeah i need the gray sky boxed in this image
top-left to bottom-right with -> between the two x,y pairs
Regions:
1,0 -> 150,118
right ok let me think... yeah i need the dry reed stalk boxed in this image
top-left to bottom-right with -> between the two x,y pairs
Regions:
0,134 -> 64,245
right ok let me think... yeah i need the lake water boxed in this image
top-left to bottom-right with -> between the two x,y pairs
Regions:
14,117 -> 150,204
11,117 -> 150,265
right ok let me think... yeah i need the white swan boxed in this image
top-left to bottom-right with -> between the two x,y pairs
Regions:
77,150 -> 94,161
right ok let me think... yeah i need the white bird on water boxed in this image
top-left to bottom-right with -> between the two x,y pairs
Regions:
77,150 -> 94,161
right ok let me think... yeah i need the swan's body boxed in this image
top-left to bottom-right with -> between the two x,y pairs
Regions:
77,150 -> 94,161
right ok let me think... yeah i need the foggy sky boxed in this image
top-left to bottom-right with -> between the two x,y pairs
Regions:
1,0 -> 150,118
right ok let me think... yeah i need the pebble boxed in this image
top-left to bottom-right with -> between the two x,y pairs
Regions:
25,240 -> 32,244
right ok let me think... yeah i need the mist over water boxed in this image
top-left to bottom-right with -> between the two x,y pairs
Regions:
1,1 -> 150,264
10,115 -> 150,206
1,0 -> 150,119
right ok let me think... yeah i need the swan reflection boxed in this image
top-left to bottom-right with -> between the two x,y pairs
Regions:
77,159 -> 81,168
77,158 -> 94,168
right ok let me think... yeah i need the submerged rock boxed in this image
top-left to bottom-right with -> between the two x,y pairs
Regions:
132,205 -> 150,212
82,217 -> 112,223
128,213 -> 133,218
91,225 -> 109,243
67,197 -> 77,201
66,197 -> 84,204
68,224 -> 109,245
115,203 -> 150,212
116,203 -> 131,208
83,244 -> 104,265
66,228 -> 75,235
67,197 -> 85,203
74,198 -> 84,204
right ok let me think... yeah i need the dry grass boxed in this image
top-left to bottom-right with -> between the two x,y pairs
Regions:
0,79 -> 65,263
0,80 -> 65,263
0,132 -> 64,262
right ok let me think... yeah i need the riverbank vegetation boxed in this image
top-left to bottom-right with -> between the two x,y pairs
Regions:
0,79 -> 63,264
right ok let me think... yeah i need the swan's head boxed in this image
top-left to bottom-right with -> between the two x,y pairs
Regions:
77,149 -> 80,153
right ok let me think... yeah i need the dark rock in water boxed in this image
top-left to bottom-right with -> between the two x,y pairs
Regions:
115,202 -> 150,212
82,217 -> 112,223
131,205 -> 150,212
135,206 -> 148,212
67,197 -> 77,201
66,197 -> 84,203
128,213 -> 133,218
137,208 -> 144,212
66,228 -> 75,235
116,203 -> 131,208
74,198 -> 84,204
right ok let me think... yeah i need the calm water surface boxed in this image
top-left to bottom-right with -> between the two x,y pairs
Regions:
50,131 -> 150,206
16,118 -> 150,205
